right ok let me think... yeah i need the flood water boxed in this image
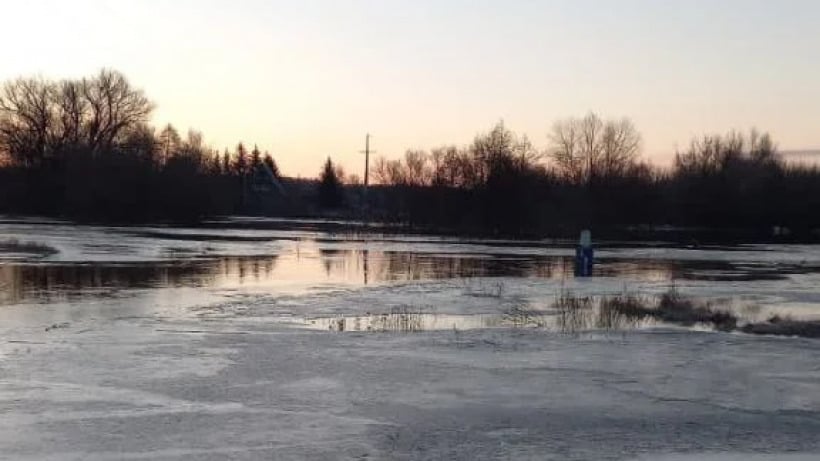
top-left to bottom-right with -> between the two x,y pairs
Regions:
3,219 -> 820,312
3,218 -> 820,330
2,218 -> 820,460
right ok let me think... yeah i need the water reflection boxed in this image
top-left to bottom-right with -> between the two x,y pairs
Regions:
0,257 -> 279,305
305,309 -> 506,332
312,250 -> 806,283
1,244 -> 816,305
302,304 -> 658,334
318,250 -> 578,282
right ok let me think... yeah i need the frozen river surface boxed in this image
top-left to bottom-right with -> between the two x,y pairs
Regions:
0,218 -> 819,460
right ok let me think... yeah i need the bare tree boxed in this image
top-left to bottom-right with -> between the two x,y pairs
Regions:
157,124 -> 181,164
600,117 -> 641,177
675,129 -> 780,175
403,150 -> 431,186
471,121 -> 515,182
580,113 -> 603,178
549,112 -> 641,183
56,80 -> 87,151
334,163 -> 346,184
471,121 -> 541,183
0,77 -> 55,166
0,69 -> 154,166
173,129 -> 207,166
81,69 -> 154,153
346,173 -> 361,186
548,117 -> 583,183
748,128 -> 778,164
373,157 -> 405,185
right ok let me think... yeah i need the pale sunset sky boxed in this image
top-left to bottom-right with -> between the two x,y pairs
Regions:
2,0 -> 819,177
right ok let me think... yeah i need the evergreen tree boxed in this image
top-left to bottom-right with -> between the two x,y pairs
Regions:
234,142 -> 248,175
318,157 -> 344,208
263,153 -> 280,178
250,145 -> 262,171
222,149 -> 231,175
212,151 -> 223,174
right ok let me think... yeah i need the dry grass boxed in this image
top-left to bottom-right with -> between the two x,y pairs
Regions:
554,290 -> 593,333
597,295 -> 648,330
547,288 -> 739,334
655,288 -> 737,331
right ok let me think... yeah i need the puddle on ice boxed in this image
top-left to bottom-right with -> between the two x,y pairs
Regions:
303,311 -> 506,332
300,305 -> 663,333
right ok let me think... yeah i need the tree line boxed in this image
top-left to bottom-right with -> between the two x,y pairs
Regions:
0,69 -> 283,220
2,69 -> 819,239
368,116 -> 820,239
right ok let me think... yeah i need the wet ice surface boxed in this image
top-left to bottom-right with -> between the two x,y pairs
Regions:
1,217 -> 820,460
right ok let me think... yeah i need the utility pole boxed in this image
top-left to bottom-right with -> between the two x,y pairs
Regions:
359,133 -> 375,210
362,133 -> 371,188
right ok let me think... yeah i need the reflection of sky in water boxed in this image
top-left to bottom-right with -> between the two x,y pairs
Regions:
2,238 -> 820,306
304,312 -> 506,332
2,223 -> 820,322
0,242 -> 742,305
301,307 -> 663,333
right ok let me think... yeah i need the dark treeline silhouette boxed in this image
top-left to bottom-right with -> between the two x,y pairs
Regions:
0,69 -> 284,221
369,117 -> 820,239
318,157 -> 345,209
2,70 -> 820,238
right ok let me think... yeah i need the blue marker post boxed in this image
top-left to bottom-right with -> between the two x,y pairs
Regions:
574,229 -> 594,277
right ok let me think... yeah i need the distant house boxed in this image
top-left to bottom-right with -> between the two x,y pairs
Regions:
243,164 -> 288,214
250,163 -> 286,195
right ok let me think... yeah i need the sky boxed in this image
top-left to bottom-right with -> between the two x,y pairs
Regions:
2,0 -> 819,177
